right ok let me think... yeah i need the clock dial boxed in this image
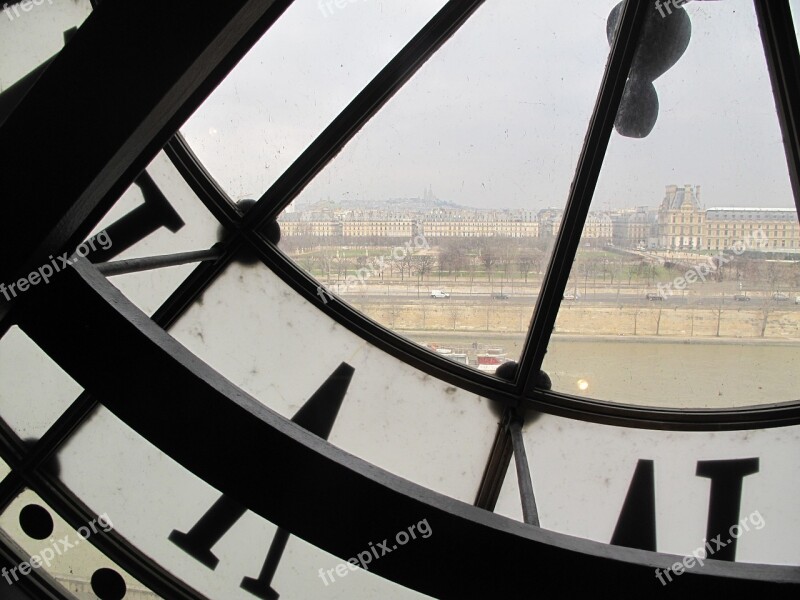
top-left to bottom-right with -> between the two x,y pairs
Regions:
9,257 -> 800,598
0,0 -> 799,597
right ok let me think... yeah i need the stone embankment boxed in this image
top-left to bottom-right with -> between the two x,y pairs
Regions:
350,302 -> 800,339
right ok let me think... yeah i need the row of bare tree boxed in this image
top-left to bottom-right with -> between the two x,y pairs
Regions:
286,237 -> 556,284
283,235 -> 800,291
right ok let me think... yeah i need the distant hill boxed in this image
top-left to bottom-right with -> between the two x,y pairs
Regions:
294,196 -> 464,213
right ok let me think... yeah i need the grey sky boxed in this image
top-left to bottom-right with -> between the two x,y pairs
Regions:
182,0 -> 797,212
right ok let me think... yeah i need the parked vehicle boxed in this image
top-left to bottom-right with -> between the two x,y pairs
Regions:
772,292 -> 790,301
733,294 -> 751,302
646,292 -> 665,301
429,345 -> 468,365
476,347 -> 509,374
430,290 -> 450,299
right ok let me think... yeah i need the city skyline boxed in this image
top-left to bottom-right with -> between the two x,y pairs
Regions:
283,182 -> 796,216
279,184 -> 800,254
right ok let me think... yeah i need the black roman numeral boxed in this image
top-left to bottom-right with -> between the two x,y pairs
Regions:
169,363 -> 354,599
612,457 -> 760,562
611,459 -> 656,550
696,458 -> 760,561
90,170 -> 185,263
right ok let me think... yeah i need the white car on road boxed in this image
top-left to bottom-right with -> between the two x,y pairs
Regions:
430,290 -> 450,299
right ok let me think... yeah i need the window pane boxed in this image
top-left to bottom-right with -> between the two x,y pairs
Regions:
541,0 -> 800,408
278,0 -> 619,374
182,0 -> 448,199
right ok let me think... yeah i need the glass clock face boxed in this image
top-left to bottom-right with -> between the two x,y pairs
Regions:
0,0 -> 799,599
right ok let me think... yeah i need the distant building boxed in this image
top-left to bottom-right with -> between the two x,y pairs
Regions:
341,220 -> 415,238
704,207 -> 800,251
279,220 -> 342,237
277,189 -> 800,252
420,219 -> 539,238
537,208 -> 563,238
583,213 -> 613,243
652,184 -> 800,252
657,184 -> 705,250
611,207 -> 658,249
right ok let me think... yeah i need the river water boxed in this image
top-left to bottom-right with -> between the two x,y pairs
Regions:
406,332 -> 800,409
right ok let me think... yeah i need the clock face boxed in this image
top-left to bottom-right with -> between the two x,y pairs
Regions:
1,0 -> 800,599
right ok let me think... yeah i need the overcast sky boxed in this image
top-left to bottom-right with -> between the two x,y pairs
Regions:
182,0 -> 798,212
